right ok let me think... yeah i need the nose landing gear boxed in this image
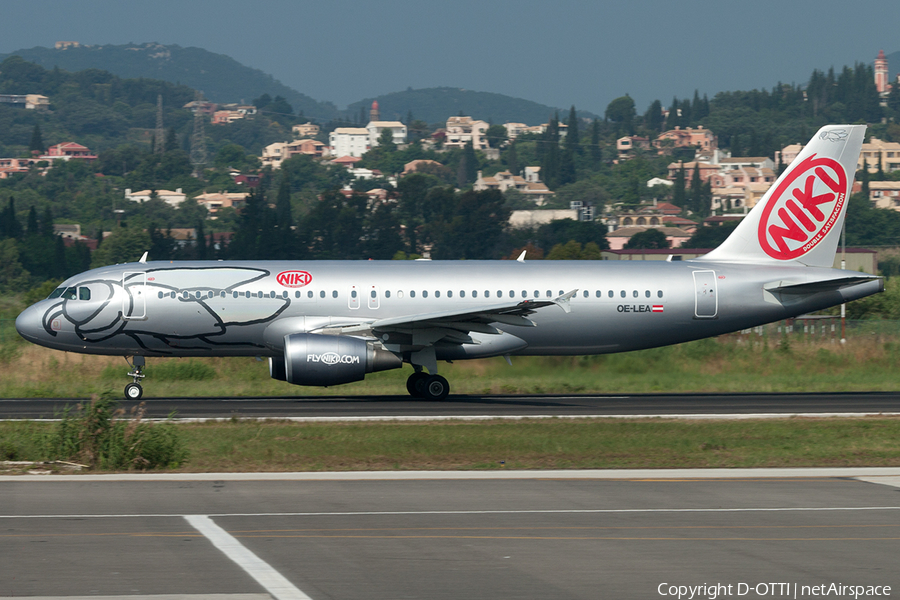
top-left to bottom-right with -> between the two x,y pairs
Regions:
124,356 -> 145,400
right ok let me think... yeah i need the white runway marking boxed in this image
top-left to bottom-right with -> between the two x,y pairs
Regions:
2,506 -> 899,519
185,515 -> 312,600
19,596 -> 271,600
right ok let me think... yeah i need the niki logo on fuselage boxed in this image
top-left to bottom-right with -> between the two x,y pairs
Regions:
758,154 -> 847,260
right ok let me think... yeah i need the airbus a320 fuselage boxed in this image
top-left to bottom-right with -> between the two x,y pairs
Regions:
15,125 -> 882,400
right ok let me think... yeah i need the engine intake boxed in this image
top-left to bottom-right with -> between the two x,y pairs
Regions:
280,333 -> 401,386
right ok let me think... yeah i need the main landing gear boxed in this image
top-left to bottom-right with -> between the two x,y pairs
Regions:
406,369 -> 450,401
124,356 -> 145,400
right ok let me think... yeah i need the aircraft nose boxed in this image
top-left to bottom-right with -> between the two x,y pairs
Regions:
15,303 -> 45,344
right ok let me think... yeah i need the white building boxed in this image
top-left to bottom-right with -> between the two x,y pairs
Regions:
330,127 -> 370,158
367,121 -> 407,147
125,188 -> 186,207
445,116 -> 489,150
261,142 -> 290,168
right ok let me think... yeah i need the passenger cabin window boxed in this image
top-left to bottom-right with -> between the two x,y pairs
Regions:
608,291 -> 614,298
332,290 -> 338,298
423,291 -> 429,298
658,290 -> 664,298
410,291 -> 416,298
582,290 -> 588,298
234,292 -> 239,298
385,290 -> 391,299
620,291 -> 626,298
596,291 -> 601,298
320,291 -> 326,298
435,291 -> 440,298
645,290 -> 650,298
308,290 -> 313,298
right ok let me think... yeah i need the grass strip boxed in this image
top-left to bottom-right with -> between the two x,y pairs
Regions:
3,417 -> 900,473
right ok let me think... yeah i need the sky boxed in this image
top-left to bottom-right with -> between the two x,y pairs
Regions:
2,0 -> 900,116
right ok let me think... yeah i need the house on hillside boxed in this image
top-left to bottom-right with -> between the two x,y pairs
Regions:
124,188 -> 186,207
40,142 -> 97,162
444,116 -> 489,150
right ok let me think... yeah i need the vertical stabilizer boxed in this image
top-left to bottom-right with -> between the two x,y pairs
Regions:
699,125 -> 865,267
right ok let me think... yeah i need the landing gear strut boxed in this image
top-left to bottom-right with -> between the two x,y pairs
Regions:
124,356 -> 145,400
406,369 -> 450,401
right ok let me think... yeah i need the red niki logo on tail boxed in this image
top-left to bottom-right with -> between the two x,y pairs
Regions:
757,154 -> 847,260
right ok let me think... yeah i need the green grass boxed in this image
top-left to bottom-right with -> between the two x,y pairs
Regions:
2,317 -> 900,398
3,417 -> 900,472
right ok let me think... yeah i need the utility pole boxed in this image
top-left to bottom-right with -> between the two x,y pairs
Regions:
154,94 -> 165,154
190,92 -> 208,178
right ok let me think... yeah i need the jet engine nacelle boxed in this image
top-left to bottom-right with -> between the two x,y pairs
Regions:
279,333 -> 401,386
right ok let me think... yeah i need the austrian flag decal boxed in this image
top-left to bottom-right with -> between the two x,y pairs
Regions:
758,154 -> 847,260
652,305 -> 664,313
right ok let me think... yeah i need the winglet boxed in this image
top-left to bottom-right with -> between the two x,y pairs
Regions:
553,289 -> 578,314
516,250 -> 526,263
138,251 -> 148,264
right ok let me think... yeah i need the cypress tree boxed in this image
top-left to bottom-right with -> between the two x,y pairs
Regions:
26,206 -> 39,236
673,163 -> 686,211
29,124 -> 44,154
646,100 -> 663,132
275,177 -> 294,258
195,220 -> 207,260
590,119 -> 602,163
40,207 -> 54,238
463,141 -> 477,185
690,163 -> 702,214
506,141 -> 519,175
541,116 -> 560,189
565,106 -> 579,153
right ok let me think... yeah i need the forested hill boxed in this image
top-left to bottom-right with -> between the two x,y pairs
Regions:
0,43 -> 339,122
347,87 -> 599,126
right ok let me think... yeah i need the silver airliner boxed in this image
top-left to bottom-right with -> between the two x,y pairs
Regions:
16,125 -> 882,400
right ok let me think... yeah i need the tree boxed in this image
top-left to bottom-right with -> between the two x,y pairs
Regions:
672,163 -> 686,211
541,116 -> 560,189
645,100 -> 664,132
590,119 -> 602,163
90,226 -> 152,268
485,124 -> 508,148
274,176 -> 295,259
565,106 -> 579,153
682,222 -> 739,249
29,124 -> 44,154
505,141 -> 519,175
377,127 -> 397,152
605,96 -> 636,133
624,228 -> 669,249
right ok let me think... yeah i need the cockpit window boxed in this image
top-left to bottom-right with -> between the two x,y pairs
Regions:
61,287 -> 77,300
48,287 -> 65,299
78,287 -> 91,301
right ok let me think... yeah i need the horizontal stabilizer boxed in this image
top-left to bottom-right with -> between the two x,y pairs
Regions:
765,275 -> 882,295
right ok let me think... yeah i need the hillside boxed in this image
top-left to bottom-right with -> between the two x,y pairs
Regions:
0,43 -> 339,122
346,87 -> 599,126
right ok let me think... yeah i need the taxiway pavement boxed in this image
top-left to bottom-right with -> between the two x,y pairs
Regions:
2,469 -> 900,599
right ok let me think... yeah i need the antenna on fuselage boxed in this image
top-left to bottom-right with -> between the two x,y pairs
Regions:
138,251 -> 148,264
516,250 -> 526,262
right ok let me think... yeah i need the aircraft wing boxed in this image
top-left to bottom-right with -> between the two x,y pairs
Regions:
319,290 -> 577,339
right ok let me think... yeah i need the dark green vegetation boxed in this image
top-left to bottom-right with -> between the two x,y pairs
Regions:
2,416 -> 899,472
0,43 -> 337,121
347,87 -> 598,127
0,393 -> 186,470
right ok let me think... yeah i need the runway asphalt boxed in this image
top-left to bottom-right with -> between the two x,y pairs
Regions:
2,469 -> 899,599
2,391 -> 900,420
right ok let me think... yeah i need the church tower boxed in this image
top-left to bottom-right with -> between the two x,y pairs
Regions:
875,49 -> 889,94
369,100 -> 380,122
